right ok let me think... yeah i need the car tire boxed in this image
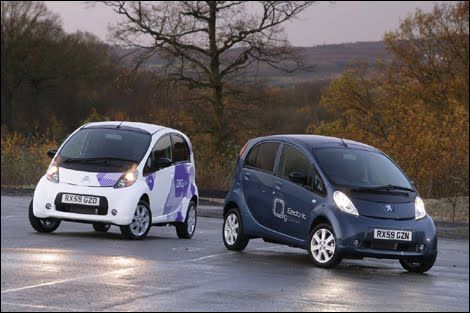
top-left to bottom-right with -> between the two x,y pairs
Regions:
92,223 -> 111,232
399,255 -> 436,273
223,208 -> 249,251
308,223 -> 342,268
120,200 -> 152,240
176,201 -> 197,239
28,200 -> 61,233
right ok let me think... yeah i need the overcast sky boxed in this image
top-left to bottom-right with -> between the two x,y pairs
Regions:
44,1 -> 441,46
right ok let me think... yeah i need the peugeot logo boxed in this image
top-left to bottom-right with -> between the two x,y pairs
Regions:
385,204 -> 393,212
81,176 -> 90,183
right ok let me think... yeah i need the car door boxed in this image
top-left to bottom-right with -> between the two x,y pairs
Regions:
273,143 -> 326,240
241,141 -> 280,230
143,133 -> 174,223
163,133 -> 192,222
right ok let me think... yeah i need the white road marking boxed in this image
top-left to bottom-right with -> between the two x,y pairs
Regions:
171,251 -> 236,263
1,267 -> 134,294
1,302 -> 82,311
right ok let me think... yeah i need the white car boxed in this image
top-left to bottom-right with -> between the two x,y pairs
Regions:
29,121 -> 198,240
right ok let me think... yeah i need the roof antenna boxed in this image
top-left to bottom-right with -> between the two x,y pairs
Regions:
340,138 -> 348,147
117,121 -> 123,128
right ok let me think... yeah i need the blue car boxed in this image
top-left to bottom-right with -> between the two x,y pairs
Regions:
222,135 -> 437,273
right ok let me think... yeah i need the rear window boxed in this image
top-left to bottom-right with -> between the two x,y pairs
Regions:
171,134 -> 190,163
244,142 -> 280,173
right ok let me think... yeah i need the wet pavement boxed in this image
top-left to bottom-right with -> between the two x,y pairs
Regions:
1,196 -> 469,311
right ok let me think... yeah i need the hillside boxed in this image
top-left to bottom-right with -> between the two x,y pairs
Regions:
113,41 -> 389,86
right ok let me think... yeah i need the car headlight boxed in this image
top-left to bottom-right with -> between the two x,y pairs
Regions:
415,196 -> 427,220
333,191 -> 359,216
46,162 -> 59,183
114,168 -> 138,188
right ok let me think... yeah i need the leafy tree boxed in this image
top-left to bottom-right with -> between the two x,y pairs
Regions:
309,1 -> 469,206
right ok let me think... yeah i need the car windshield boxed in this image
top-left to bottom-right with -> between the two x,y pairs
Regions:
313,147 -> 412,189
59,128 -> 151,163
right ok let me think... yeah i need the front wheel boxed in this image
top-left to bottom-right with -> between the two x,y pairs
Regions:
28,200 -> 61,233
223,209 -> 249,251
308,224 -> 342,268
120,200 -> 152,240
176,201 -> 197,239
399,255 -> 436,273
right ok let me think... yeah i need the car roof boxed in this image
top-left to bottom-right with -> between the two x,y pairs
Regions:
82,121 -> 167,135
255,134 -> 378,152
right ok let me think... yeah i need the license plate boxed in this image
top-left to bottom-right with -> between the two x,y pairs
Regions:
374,229 -> 412,241
61,194 -> 100,206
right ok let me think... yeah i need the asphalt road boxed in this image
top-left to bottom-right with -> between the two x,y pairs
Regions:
1,196 -> 469,312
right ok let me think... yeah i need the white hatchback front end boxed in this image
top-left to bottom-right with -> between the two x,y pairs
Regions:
29,121 -> 199,240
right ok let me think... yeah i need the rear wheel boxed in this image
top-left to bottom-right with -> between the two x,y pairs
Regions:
308,224 -> 342,268
223,208 -> 249,251
28,200 -> 61,233
176,201 -> 197,239
399,255 -> 436,273
120,200 -> 151,240
92,223 -> 111,232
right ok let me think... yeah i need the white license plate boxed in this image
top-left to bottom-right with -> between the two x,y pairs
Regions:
374,229 -> 412,241
61,194 -> 100,206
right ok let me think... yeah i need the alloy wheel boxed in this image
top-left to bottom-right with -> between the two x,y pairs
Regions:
224,213 -> 239,245
130,204 -> 150,237
311,228 -> 336,263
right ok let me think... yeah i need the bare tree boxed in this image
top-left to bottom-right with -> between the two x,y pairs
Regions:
99,1 -> 314,148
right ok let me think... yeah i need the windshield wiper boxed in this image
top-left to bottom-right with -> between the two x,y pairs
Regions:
63,157 -> 137,164
352,184 -> 415,193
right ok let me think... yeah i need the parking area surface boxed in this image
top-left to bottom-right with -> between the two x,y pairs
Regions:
1,196 -> 469,311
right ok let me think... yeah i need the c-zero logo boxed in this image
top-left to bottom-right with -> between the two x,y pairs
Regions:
81,176 -> 90,183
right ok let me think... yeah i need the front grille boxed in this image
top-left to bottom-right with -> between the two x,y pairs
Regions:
54,193 -> 108,216
56,204 -> 108,215
364,241 -> 417,252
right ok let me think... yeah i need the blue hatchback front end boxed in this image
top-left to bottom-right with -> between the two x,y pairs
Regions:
223,135 -> 438,272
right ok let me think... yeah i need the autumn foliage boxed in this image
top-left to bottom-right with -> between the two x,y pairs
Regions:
309,2 -> 469,199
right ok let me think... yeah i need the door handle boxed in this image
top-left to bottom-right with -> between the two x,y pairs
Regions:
243,173 -> 251,180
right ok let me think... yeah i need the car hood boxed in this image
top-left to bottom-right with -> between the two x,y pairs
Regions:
351,196 -> 415,220
59,168 -> 123,187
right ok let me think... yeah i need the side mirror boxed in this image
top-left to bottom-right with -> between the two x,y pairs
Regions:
289,171 -> 307,186
156,157 -> 172,170
47,149 -> 58,159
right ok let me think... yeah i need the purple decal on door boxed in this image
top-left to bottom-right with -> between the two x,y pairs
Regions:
174,163 -> 190,197
146,174 -> 155,190
163,164 -> 190,216
96,172 -> 122,187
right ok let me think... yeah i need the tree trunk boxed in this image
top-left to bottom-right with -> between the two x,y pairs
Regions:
208,1 -> 226,152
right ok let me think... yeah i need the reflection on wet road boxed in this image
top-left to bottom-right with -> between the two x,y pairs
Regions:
2,196 -> 469,311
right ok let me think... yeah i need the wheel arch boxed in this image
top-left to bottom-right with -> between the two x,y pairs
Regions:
309,215 -> 332,235
139,193 -> 150,205
223,201 -> 239,218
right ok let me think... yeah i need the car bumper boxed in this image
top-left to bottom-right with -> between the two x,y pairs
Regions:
33,176 -> 144,225
333,212 -> 437,260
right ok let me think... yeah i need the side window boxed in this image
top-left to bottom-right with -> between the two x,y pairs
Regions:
171,134 -> 190,163
278,144 -> 325,194
244,142 -> 280,173
256,142 -> 280,172
144,134 -> 172,175
245,145 -> 259,168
